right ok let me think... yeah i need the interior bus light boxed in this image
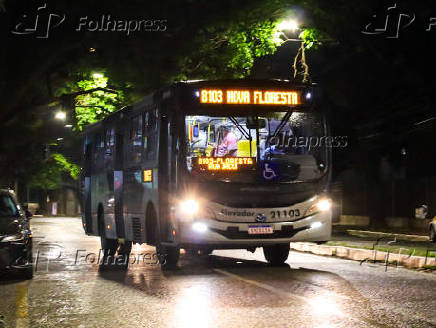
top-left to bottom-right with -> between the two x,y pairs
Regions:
143,169 -> 153,182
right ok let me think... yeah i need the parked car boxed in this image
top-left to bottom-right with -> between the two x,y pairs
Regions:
0,189 -> 33,279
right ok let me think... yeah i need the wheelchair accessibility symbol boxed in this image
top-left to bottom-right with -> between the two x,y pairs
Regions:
262,162 -> 279,181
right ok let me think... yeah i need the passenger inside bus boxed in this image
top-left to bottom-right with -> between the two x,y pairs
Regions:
215,126 -> 238,157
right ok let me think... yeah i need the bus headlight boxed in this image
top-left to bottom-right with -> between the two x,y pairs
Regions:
192,222 -> 208,233
179,199 -> 200,216
305,198 -> 332,216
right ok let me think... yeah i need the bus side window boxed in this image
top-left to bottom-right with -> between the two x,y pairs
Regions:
144,109 -> 157,161
104,128 -> 115,168
130,115 -> 142,163
83,143 -> 92,176
94,133 -> 104,169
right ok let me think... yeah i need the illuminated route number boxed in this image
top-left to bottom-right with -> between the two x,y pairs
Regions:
270,209 -> 300,219
201,90 -> 223,103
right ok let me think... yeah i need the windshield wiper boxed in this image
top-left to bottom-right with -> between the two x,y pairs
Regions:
272,111 -> 293,139
228,117 -> 251,140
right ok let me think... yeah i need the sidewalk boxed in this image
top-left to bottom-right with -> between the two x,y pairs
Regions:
290,228 -> 436,270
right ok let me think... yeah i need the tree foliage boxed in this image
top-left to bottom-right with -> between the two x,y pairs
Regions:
28,153 -> 79,190
56,73 -> 125,130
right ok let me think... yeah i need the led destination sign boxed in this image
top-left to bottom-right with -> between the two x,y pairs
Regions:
197,157 -> 255,171
200,89 -> 300,105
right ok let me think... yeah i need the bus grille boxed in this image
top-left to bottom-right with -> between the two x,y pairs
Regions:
131,218 -> 142,242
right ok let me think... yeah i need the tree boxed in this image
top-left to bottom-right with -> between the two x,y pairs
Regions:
55,72 -> 126,130
28,153 -> 79,191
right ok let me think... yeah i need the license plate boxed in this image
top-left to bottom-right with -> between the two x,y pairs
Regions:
248,225 -> 273,235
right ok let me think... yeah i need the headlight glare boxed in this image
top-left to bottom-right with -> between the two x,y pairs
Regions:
179,199 -> 200,216
192,222 -> 207,233
306,198 -> 332,216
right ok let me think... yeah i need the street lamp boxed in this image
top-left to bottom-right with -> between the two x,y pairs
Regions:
278,19 -> 300,32
55,111 -> 66,121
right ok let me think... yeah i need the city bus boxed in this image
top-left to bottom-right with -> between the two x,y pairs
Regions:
81,79 -> 332,269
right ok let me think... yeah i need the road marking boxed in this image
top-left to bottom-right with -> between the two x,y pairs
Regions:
15,283 -> 29,328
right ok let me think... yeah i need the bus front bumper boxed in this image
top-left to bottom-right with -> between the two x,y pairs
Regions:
177,210 -> 331,248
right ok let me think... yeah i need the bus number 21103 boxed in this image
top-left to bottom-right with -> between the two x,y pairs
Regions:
270,209 -> 301,219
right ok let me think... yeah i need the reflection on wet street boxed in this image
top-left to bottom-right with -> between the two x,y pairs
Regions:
0,217 -> 435,328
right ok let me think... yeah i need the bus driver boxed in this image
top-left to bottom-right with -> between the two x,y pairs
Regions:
216,126 -> 238,157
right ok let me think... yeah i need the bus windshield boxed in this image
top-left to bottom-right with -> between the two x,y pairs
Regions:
185,111 -> 329,183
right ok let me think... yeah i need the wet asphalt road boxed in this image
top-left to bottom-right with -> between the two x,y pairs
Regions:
0,217 -> 435,328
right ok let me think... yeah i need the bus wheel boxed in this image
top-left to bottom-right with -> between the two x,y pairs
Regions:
157,244 -> 180,270
263,244 -> 290,266
98,210 -> 118,266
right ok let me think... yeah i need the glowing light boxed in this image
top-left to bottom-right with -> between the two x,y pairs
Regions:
305,198 -> 332,216
56,137 -> 63,141
55,111 -> 66,120
200,89 -> 223,103
65,124 -> 73,128
309,295 -> 344,318
192,222 -> 207,233
253,90 -> 299,105
197,157 -> 255,171
199,89 -> 300,105
226,90 -> 250,104
305,92 -> 312,99
173,284 -> 211,328
143,169 -> 153,182
180,199 -> 199,215
317,199 -> 331,211
278,19 -> 299,32
92,72 -> 104,79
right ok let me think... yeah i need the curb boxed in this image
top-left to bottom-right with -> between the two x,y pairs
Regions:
346,229 -> 429,242
290,242 -> 436,269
